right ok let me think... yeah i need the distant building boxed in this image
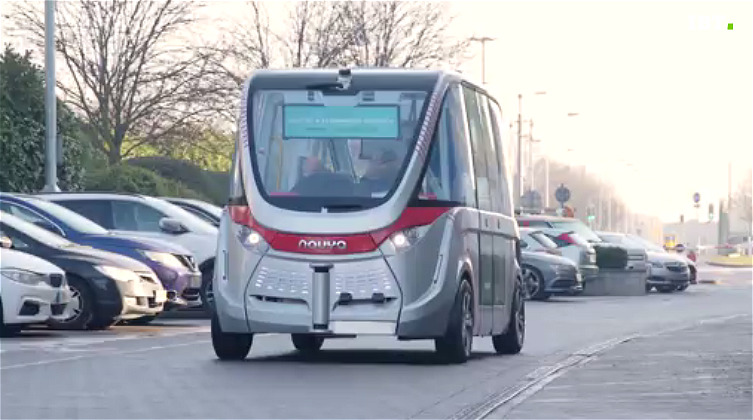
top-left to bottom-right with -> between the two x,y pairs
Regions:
663,220 -> 719,247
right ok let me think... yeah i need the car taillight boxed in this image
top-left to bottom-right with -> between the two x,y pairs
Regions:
229,205 -> 252,227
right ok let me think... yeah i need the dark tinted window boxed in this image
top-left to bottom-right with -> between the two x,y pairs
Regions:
418,84 -> 475,207
0,201 -> 63,235
57,200 -> 113,229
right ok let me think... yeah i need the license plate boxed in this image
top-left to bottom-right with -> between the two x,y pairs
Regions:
154,290 -> 167,303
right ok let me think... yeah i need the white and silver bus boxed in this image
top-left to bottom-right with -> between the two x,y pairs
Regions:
213,68 -> 524,364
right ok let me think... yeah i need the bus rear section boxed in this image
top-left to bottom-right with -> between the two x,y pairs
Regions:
212,68 -> 525,364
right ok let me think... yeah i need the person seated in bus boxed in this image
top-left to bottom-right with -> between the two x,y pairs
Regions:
359,149 -> 400,196
292,155 -> 358,196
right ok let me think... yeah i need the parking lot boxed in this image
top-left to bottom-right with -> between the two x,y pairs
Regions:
1,265 -> 750,419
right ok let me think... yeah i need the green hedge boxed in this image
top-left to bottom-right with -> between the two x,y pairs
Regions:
594,244 -> 628,269
85,164 -> 207,200
126,156 -> 229,205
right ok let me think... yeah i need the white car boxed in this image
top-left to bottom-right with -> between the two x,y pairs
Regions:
36,193 -> 219,312
1,239 -> 71,336
535,227 -> 600,281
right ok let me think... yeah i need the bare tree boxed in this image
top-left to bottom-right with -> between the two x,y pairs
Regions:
11,0 -> 226,163
343,1 -> 471,68
280,1 -> 354,68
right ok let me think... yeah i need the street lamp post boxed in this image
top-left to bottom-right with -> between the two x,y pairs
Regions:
42,0 -> 60,192
514,91 -> 547,210
469,36 -> 495,85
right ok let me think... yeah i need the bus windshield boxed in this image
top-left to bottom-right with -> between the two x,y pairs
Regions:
250,89 -> 428,211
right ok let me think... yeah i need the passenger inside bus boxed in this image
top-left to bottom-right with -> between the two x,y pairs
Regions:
291,155 -> 357,196
359,149 -> 400,196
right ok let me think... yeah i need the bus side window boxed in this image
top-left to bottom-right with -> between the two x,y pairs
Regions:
486,98 -> 513,216
418,85 -> 475,207
462,86 -> 491,212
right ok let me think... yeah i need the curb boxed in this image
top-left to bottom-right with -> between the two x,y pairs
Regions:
705,262 -> 753,268
451,313 -> 750,420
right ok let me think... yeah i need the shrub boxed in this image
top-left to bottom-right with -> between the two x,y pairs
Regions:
85,164 -> 207,200
594,244 -> 628,269
126,156 -> 229,205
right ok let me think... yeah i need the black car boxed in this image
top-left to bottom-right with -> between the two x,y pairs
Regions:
0,211 -> 167,330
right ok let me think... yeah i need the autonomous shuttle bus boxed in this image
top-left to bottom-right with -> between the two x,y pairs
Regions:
213,68 -> 524,363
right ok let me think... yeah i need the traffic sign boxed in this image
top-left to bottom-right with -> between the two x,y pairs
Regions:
555,184 -> 571,204
693,192 -> 700,203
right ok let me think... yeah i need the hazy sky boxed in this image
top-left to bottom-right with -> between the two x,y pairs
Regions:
1,0 -> 750,223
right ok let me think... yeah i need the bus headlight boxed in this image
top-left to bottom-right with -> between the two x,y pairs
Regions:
389,225 -> 431,253
238,227 -> 269,255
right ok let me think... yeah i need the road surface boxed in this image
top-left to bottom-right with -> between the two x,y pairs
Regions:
1,265 -> 750,419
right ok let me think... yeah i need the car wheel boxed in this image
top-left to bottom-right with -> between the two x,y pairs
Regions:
211,315 -> 252,361
291,334 -> 325,354
48,276 -> 94,331
522,265 -> 550,301
435,280 -> 474,364
0,301 -> 22,337
676,283 -> 689,292
493,272 -> 525,355
200,265 -> 215,316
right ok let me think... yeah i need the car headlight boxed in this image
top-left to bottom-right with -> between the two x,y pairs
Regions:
139,250 -> 184,269
0,269 -> 44,285
95,265 -> 140,282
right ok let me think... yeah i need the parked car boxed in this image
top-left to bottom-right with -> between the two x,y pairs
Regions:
1,193 -> 201,315
163,198 -> 222,227
517,214 -> 647,271
36,193 -> 219,313
627,234 -> 696,285
528,227 -> 599,282
0,211 -> 166,330
520,249 -> 583,300
596,232 -> 691,293
519,227 -> 564,256
1,238 -> 71,336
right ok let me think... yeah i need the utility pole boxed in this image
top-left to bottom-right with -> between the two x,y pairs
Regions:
544,157 -> 550,209
42,0 -> 60,192
515,94 -> 523,208
470,36 -> 495,85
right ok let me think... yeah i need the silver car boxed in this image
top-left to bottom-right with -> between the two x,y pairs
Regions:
521,250 -> 583,300
597,232 -> 690,293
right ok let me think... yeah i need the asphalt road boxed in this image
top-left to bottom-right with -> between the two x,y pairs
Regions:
1,265 -> 750,419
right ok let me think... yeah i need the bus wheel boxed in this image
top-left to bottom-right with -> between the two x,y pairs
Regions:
435,280 -> 474,364
291,334 -> 324,354
211,315 -> 253,361
492,273 -> 525,355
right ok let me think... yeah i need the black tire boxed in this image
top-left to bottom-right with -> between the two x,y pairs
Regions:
492,271 -> 525,355
522,265 -> 551,301
689,267 -> 697,284
435,280 -> 474,364
124,315 -> 157,326
49,276 -> 95,331
211,315 -> 252,361
0,301 -> 22,338
656,285 -> 675,293
676,283 -> 689,292
291,334 -> 324,354
200,264 -> 215,316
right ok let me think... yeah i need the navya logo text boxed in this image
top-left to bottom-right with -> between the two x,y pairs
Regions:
298,239 -> 347,250
689,16 -> 733,30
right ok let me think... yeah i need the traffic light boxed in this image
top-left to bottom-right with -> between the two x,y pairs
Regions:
680,214 -> 685,223
708,203 -> 714,221
587,206 -> 595,221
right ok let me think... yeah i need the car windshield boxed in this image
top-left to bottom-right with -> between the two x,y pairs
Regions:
24,196 -> 109,235
550,220 -> 602,243
0,211 -> 74,248
530,231 -> 559,249
628,235 -> 666,252
250,88 -> 428,211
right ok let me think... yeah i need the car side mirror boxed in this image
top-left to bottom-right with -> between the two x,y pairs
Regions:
0,234 -> 12,249
159,217 -> 188,234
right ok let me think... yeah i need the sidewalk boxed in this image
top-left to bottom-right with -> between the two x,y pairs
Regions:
496,316 -> 753,419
